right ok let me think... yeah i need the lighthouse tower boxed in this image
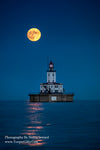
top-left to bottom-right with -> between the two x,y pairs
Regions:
47,61 -> 56,83
40,61 -> 63,94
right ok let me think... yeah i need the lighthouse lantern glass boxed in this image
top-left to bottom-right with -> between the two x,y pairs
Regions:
50,64 -> 53,67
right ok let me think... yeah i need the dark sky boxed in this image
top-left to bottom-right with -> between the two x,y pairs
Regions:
0,0 -> 100,100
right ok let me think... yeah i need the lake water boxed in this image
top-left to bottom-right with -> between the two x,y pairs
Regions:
0,100 -> 100,150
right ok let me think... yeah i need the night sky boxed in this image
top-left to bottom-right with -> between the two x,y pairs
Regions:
0,0 -> 100,100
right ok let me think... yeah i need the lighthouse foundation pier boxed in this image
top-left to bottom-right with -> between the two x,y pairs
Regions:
29,94 -> 74,102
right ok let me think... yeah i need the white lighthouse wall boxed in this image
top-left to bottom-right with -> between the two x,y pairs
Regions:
47,72 -> 56,83
40,84 -> 63,93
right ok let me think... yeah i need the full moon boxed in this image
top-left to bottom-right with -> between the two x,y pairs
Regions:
27,28 -> 41,41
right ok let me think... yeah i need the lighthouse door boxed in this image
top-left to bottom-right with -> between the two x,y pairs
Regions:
51,96 -> 57,101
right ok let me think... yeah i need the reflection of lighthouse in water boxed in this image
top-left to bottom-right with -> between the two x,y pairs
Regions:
40,61 -> 63,94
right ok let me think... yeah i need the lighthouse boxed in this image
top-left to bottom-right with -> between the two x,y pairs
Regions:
29,61 -> 74,102
40,61 -> 63,94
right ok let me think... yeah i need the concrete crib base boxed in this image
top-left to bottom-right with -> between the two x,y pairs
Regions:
29,94 -> 74,102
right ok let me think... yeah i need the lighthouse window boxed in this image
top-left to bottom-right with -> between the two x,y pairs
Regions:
55,85 -> 58,88
52,73 -> 54,76
48,73 -> 50,76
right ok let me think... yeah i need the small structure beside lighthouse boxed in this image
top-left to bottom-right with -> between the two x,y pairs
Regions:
29,61 -> 74,102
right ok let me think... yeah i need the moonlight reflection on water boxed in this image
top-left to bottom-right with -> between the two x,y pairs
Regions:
21,102 -> 49,146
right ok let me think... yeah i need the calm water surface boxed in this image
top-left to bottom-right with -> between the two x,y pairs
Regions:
0,100 -> 100,150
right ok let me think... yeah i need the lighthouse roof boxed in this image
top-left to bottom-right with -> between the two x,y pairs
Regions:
40,82 -> 63,85
49,61 -> 53,65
